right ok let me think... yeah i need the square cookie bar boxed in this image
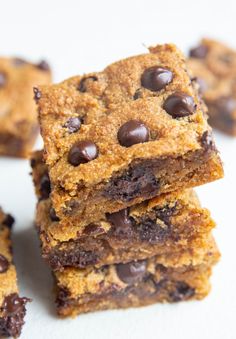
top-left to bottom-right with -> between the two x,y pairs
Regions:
54,236 -> 220,317
0,208 -> 29,337
0,57 -> 51,157
36,44 -> 223,228
188,38 -> 236,135
32,151 -> 216,271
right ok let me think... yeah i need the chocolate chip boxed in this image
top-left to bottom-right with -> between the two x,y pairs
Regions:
133,89 -> 142,100
107,209 -> 132,230
0,254 -> 9,273
201,131 -> 215,150
12,58 -> 27,66
2,294 -> 29,315
68,140 -> 98,166
163,92 -> 196,118
118,120 -> 149,147
33,87 -> 41,102
64,117 -> 82,133
49,207 -> 60,222
83,224 -> 104,236
78,76 -> 98,92
3,214 -> 14,229
0,72 -> 7,88
116,260 -> 147,284
141,66 -> 173,92
189,45 -> 208,58
39,173 -> 51,199
37,60 -> 50,71
170,282 -> 195,302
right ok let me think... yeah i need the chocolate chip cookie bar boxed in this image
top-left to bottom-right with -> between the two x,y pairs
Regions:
0,57 -> 51,157
54,236 -> 220,317
36,44 -> 223,228
188,38 -> 236,135
0,208 -> 29,337
32,150 -> 215,270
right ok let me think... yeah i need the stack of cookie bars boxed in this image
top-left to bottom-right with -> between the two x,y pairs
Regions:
31,44 -> 224,316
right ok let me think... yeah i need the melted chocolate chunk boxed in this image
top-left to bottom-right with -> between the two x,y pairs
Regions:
137,218 -> 171,244
68,140 -> 98,166
0,294 -> 28,338
104,161 -> 160,202
163,92 -> 196,118
37,60 -> 50,71
39,173 -> 51,199
2,294 -> 27,315
107,209 -> 133,238
0,72 -> 7,88
64,117 -> 82,133
0,254 -> 9,273
2,214 -> 14,229
170,282 -> 195,301
141,66 -> 173,91
116,260 -> 147,284
118,120 -> 149,147
33,87 -> 41,102
189,45 -> 208,58
49,207 -> 60,222
78,76 -> 98,92
49,248 -> 98,270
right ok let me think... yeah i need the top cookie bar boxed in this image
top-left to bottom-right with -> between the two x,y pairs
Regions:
36,44 -> 223,227
0,57 -> 51,157
188,38 -> 236,135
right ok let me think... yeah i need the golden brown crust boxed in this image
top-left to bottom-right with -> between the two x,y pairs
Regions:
36,44 -> 223,227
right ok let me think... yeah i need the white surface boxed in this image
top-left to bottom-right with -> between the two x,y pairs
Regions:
0,0 -> 235,338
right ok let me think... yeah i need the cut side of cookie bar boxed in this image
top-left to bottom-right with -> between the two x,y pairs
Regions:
188,38 -> 236,135
54,236 -> 220,317
32,150 -> 216,270
0,208 -> 29,338
36,44 -> 223,228
0,57 -> 51,157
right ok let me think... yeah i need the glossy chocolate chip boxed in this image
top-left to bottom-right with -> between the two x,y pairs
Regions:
118,120 -> 149,147
163,92 -> 196,118
107,209 -> 132,229
64,117 -> 82,133
3,294 -> 28,315
78,76 -> 98,92
0,254 -> 9,273
68,140 -> 98,166
189,45 -> 208,58
3,214 -> 15,229
201,131 -> 215,150
37,60 -> 50,71
49,207 -> 60,222
0,72 -> 7,88
141,66 -> 173,92
116,260 -> 147,284
33,87 -> 41,102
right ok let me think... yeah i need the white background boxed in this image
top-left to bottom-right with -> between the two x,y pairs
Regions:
0,0 -> 235,338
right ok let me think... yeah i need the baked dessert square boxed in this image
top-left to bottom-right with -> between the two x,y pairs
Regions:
36,43 -> 223,228
0,208 -> 29,337
54,235 -> 220,317
188,38 -> 236,135
0,57 -> 51,157
32,151 -> 216,271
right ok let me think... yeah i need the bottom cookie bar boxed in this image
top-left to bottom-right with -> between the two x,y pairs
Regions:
0,208 -> 29,338
54,236 -> 220,317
